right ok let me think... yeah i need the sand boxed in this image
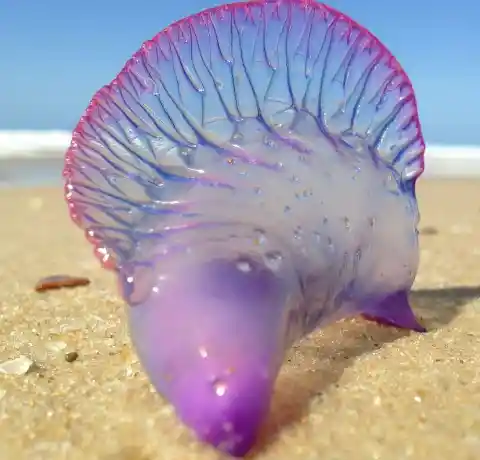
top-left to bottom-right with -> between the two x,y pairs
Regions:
0,180 -> 479,460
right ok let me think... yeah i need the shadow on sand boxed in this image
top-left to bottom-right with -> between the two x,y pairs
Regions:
249,285 -> 480,457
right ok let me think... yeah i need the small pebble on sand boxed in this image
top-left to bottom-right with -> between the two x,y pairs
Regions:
64,351 -> 79,363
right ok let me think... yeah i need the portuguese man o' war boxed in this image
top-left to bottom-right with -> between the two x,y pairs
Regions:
63,0 -> 426,456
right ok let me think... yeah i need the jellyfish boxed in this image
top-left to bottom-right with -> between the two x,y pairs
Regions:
63,0 -> 426,456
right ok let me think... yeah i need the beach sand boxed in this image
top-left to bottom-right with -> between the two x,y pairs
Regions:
0,180 -> 479,460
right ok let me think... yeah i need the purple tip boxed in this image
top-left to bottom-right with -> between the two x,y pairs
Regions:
167,354 -> 274,456
362,290 -> 427,332
128,258 -> 296,455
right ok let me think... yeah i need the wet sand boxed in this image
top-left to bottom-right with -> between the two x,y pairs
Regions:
0,180 -> 479,460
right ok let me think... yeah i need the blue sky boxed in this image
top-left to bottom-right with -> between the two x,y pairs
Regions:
1,0 -> 478,145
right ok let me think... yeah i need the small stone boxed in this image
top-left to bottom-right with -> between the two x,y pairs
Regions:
64,351 -> 79,363
0,355 -> 34,375
35,275 -> 91,292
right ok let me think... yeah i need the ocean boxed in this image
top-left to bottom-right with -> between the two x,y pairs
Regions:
1,131 -> 480,187
0,131 -> 70,188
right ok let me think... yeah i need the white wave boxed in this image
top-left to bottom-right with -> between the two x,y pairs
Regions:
0,130 -> 72,158
422,144 -> 480,178
0,130 -> 479,177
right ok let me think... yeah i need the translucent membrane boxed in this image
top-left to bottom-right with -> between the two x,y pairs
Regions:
63,0 -> 424,273
63,0 -> 425,456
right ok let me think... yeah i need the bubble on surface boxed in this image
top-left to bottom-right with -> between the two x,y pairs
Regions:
264,250 -> 283,271
253,228 -> 267,245
236,259 -> 252,273
212,379 -> 228,397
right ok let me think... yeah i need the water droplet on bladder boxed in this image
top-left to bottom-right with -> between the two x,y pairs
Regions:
264,251 -> 283,271
236,260 -> 252,273
212,379 -> 227,397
